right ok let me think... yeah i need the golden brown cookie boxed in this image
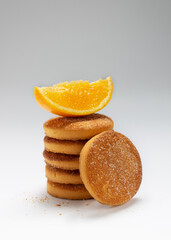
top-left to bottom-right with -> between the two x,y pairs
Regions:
79,130 -> 142,205
44,136 -> 87,155
45,164 -> 82,184
43,113 -> 114,140
43,150 -> 79,170
47,180 -> 92,200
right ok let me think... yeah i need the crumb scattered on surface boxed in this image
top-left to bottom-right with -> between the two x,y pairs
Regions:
56,204 -> 61,207
85,203 -> 90,206
39,196 -> 49,202
24,195 -> 50,203
59,213 -> 62,215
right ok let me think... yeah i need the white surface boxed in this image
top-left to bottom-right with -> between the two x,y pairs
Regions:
0,0 -> 171,239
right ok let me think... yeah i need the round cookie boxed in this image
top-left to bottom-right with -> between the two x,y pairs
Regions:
43,113 -> 114,140
47,180 -> 92,200
79,130 -> 142,205
45,165 -> 83,184
43,150 -> 79,170
44,136 -> 87,155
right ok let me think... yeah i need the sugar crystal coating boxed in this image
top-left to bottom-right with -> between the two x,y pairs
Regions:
80,130 -> 142,205
44,113 -> 113,130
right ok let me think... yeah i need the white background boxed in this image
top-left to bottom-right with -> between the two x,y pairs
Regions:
0,0 -> 171,239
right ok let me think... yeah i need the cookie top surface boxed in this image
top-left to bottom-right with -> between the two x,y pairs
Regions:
46,165 -> 80,175
79,130 -> 142,205
43,113 -> 113,131
43,150 -> 79,161
47,180 -> 87,191
44,136 -> 88,144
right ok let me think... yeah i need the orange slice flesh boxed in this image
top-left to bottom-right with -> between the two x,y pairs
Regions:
34,77 -> 113,116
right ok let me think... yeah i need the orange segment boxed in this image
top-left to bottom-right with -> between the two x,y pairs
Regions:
34,77 -> 113,116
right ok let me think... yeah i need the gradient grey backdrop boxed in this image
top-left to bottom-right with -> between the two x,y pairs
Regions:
0,0 -> 171,238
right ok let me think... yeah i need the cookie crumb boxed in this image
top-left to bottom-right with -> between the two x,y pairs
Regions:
59,213 -> 62,215
24,195 -> 49,203
56,204 -> 61,207
39,196 -> 49,202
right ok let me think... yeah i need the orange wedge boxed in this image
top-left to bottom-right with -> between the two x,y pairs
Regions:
34,76 -> 113,116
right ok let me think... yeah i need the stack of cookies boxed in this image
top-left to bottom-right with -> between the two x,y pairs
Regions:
43,113 -> 114,200
36,77 -> 142,205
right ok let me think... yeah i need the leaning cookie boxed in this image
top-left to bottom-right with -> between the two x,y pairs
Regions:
47,180 -> 92,200
79,130 -> 142,205
43,113 -> 114,140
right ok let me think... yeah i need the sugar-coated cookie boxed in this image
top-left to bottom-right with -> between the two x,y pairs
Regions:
43,150 -> 79,170
80,130 -> 142,205
47,180 -> 92,200
43,113 -> 114,140
44,136 -> 87,155
45,164 -> 82,184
